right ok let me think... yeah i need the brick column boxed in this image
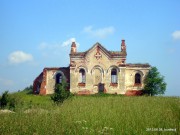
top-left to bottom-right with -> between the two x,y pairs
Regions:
39,69 -> 47,95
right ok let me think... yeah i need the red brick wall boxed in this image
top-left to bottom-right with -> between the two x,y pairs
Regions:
39,69 -> 47,95
125,90 -> 143,96
33,72 -> 43,94
33,67 -> 70,95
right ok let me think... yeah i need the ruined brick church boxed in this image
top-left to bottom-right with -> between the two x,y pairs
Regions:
33,40 -> 150,95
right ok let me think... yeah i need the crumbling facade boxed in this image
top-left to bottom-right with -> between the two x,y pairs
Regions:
33,40 -> 150,95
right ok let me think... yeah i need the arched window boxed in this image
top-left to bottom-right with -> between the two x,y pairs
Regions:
56,73 -> 62,84
111,68 -> 117,83
135,73 -> 141,84
79,69 -> 86,83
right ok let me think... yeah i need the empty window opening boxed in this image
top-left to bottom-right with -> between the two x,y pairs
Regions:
111,69 -> 117,83
56,73 -> 62,84
79,69 -> 86,83
135,73 -> 141,84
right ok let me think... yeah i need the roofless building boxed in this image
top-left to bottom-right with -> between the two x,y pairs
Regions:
33,40 -> 150,95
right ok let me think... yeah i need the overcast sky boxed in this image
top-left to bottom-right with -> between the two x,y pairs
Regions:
0,0 -> 180,96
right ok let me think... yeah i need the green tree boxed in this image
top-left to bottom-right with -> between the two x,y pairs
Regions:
144,67 -> 167,96
51,79 -> 70,104
9,97 -> 16,110
0,91 -> 9,108
22,85 -> 33,94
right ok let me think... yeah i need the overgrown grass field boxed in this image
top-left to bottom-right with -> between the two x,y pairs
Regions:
0,92 -> 179,135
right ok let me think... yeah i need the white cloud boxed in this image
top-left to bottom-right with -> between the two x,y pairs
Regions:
0,78 -> 14,86
8,51 -> 33,64
37,38 -> 80,59
62,38 -> 76,47
61,38 -> 80,48
83,26 -> 115,38
38,38 -> 80,50
38,42 -> 49,50
172,30 -> 180,40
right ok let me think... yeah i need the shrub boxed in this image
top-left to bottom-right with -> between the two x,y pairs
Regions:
0,91 -> 9,108
51,79 -> 70,104
22,85 -> 33,94
9,97 -> 16,110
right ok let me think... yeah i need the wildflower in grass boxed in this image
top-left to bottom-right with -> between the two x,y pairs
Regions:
75,121 -> 82,124
82,120 -> 87,123
99,127 -> 114,134
104,127 -> 108,130
98,131 -> 103,134
102,126 -> 108,132
82,126 -> 88,130
89,129 -> 93,133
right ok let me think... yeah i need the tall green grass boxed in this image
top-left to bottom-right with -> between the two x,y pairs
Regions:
0,93 -> 179,135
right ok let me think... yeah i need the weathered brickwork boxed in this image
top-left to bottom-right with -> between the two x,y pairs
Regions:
33,67 -> 70,95
33,40 -> 150,95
